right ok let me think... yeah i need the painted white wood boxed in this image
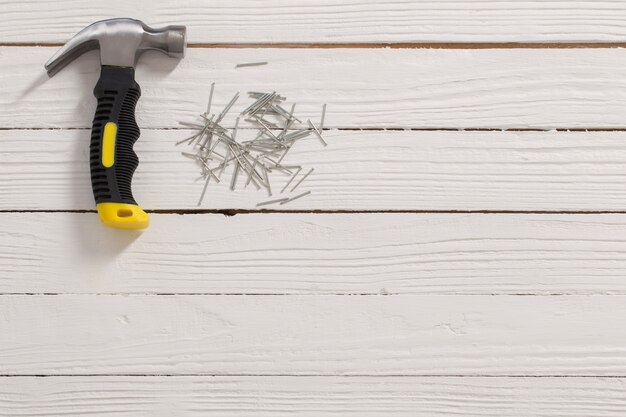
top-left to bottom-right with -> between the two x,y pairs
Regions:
3,129 -> 626,211
5,1 -> 626,43
2,295 -> 626,375
1,376 -> 625,417
5,47 -> 626,129
4,213 -> 626,295
5,4 -> 626,405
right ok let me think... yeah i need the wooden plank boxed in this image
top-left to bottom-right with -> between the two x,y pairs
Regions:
7,211 -> 626,294
3,129 -> 626,211
1,376 -> 626,416
4,212 -> 626,295
5,47 -> 626,129
4,1 -> 626,43
2,295 -> 626,375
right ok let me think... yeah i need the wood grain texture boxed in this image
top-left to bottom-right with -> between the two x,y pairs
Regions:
2,295 -> 626,375
6,4 -> 626,407
4,1 -> 626,43
3,129 -> 626,211
5,47 -> 626,129
4,213 -> 626,295
1,376 -> 626,416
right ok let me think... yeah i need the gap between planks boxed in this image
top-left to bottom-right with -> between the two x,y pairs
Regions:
7,127 -> 626,132
6,42 -> 626,49
1,374 -> 626,378
3,209 -> 626,215
0,294 -> 616,297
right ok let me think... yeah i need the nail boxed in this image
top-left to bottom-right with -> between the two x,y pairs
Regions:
230,161 -> 239,191
280,190 -> 311,205
207,82 -> 215,115
307,119 -> 327,147
290,168 -> 313,193
280,167 -> 302,194
198,175 -> 211,206
256,197 -> 289,207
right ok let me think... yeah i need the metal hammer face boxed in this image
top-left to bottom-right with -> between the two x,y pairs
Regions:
45,18 -> 186,76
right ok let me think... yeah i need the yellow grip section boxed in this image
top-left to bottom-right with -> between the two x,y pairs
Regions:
96,203 -> 150,230
102,122 -> 117,168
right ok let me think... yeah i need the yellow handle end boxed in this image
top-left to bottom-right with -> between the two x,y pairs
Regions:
96,203 -> 150,230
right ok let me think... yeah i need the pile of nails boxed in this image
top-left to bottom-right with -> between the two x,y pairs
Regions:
177,84 -> 327,207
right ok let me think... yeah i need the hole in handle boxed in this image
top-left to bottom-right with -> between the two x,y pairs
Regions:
97,203 -> 150,230
117,209 -> 134,218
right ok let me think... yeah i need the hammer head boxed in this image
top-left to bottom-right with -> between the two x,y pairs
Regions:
45,18 -> 186,76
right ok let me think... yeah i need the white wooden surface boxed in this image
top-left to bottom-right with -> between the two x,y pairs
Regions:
2,377 -> 626,417
5,47 -> 626,129
3,213 -> 626,295
3,129 -> 626,211
3,295 -> 626,375
5,0 -> 626,43
2,1 -> 626,415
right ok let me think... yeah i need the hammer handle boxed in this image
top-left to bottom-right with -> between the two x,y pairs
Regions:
90,66 -> 149,229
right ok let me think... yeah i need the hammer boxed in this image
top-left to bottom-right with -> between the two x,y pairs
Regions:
45,18 -> 186,229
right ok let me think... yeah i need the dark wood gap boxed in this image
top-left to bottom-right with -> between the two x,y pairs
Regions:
2,209 -> 626,216
0,374 -> 623,378
191,42 -> 626,49
2,293 -> 390,296
334,128 -> 626,132
151,209 -> 626,216
3,127 -> 626,132
5,42 -> 626,49
0,292 -> 613,296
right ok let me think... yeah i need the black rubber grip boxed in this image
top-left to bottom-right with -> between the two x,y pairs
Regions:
90,66 -> 141,205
